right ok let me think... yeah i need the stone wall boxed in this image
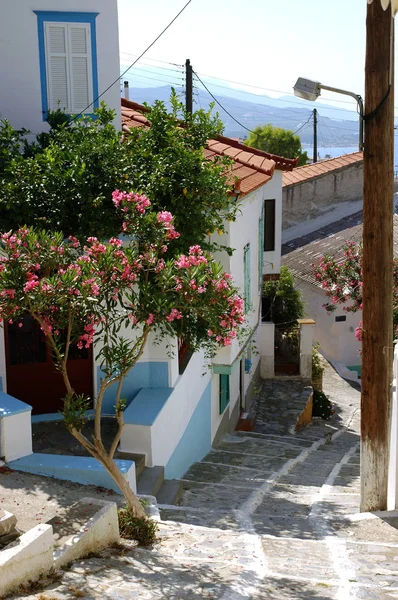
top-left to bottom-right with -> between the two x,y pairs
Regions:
282,161 -> 363,242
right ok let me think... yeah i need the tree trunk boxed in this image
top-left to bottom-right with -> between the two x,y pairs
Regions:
70,427 -> 147,519
361,0 -> 394,512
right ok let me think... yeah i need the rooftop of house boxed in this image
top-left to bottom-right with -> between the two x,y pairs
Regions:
282,213 -> 398,288
282,152 -> 363,188
121,98 -> 298,197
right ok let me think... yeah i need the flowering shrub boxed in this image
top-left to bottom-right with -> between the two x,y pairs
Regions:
0,190 -> 244,520
313,242 -> 398,341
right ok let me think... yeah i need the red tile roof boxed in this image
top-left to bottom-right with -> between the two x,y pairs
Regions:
282,152 -> 363,188
121,98 -> 298,198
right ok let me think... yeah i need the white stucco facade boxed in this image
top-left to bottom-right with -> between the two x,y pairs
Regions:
297,280 -> 362,368
0,0 -> 121,133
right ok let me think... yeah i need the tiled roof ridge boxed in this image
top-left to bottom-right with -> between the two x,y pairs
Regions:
282,151 -> 363,188
120,98 -> 297,173
291,151 -> 363,172
214,134 -> 298,172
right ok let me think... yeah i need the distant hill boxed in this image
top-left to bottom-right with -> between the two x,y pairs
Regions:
123,85 -> 360,147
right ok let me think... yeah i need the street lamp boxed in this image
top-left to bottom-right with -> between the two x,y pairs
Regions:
293,77 -> 364,152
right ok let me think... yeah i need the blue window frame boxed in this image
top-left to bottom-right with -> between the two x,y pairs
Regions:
35,11 -> 99,120
219,374 -> 230,414
258,204 -> 264,289
244,243 -> 251,313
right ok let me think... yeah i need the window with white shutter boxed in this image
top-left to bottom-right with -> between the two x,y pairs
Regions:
35,12 -> 99,119
45,23 -> 92,113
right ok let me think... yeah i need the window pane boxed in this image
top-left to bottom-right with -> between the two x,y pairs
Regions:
264,199 -> 275,251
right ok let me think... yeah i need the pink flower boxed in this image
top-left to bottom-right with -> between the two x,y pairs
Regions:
146,313 -> 155,325
157,211 -> 173,224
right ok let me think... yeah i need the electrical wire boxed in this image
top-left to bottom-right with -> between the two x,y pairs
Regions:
193,72 -> 255,134
71,0 -> 193,120
293,115 -> 313,135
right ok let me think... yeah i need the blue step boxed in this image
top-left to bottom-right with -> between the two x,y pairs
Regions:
8,453 -> 136,494
124,387 -> 173,426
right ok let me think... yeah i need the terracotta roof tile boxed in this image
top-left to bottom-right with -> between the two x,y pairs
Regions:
280,211 -> 398,289
121,98 -> 296,197
282,152 -> 363,188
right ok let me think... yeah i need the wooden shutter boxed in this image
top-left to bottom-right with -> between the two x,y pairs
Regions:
264,199 -> 276,251
244,243 -> 251,313
69,25 -> 91,112
46,24 -> 69,111
219,374 -> 230,414
258,204 -> 265,288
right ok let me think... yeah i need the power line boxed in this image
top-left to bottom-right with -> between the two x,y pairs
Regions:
72,0 -> 193,120
193,88 -> 310,125
120,50 -> 398,115
193,72 -> 254,134
293,115 -> 313,135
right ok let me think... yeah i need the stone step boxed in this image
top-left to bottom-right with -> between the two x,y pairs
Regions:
115,451 -> 146,479
157,479 -> 183,506
137,466 -> 164,497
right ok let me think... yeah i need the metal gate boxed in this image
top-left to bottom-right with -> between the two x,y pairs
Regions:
274,324 -> 300,375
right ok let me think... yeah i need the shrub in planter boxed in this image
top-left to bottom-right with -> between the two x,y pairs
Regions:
312,390 -> 333,420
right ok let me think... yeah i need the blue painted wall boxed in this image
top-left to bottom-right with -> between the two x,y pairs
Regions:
99,361 -> 169,414
165,381 -> 212,480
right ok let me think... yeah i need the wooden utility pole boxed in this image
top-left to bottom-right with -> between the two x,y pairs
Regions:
313,108 -> 318,164
185,58 -> 193,114
361,0 -> 394,512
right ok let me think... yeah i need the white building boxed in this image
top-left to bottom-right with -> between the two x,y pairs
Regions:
0,0 -> 121,133
0,1 -> 298,487
282,217 -> 366,376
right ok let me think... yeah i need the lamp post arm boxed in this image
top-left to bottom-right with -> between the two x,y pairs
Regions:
320,84 -> 364,151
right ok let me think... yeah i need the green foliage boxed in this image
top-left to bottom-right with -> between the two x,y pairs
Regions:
0,94 -> 235,251
0,104 -> 127,238
118,506 -> 159,545
312,343 -> 324,380
245,124 -> 308,166
125,91 -> 236,253
262,266 -> 304,324
312,390 -> 333,420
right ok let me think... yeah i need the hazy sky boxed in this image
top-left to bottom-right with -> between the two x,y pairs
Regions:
117,0 -> 373,111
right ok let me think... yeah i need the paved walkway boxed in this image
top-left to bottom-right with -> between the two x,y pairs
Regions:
9,364 -> 398,600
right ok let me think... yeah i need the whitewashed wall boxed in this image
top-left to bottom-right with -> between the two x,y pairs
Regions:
297,280 -> 362,367
0,0 -> 121,133
282,162 -> 363,243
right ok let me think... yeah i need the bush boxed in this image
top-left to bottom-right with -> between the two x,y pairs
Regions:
118,506 -> 159,546
312,343 -> 324,380
312,390 -> 333,420
262,266 -> 304,324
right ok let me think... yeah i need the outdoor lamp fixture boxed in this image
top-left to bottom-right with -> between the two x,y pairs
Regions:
293,77 -> 365,152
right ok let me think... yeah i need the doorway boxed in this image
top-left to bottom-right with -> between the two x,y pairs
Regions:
4,315 -> 94,414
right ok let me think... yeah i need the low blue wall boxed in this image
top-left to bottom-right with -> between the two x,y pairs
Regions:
164,381 -> 212,480
99,361 -> 169,414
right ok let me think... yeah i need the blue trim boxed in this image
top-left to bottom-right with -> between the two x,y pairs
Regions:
34,11 -> 99,121
165,382 -> 211,480
0,392 -> 32,418
99,361 -> 169,414
9,453 -> 134,494
31,409 -> 95,424
124,388 -> 173,426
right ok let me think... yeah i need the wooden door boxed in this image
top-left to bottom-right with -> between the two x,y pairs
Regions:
5,315 -> 93,414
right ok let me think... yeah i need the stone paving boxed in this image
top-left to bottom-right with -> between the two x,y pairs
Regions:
7,363 -> 398,599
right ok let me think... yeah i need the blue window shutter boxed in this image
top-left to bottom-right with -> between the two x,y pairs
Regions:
219,374 -> 230,414
258,205 -> 264,289
244,243 -> 251,313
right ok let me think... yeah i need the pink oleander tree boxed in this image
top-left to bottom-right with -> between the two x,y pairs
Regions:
313,241 -> 398,342
0,191 -> 244,519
